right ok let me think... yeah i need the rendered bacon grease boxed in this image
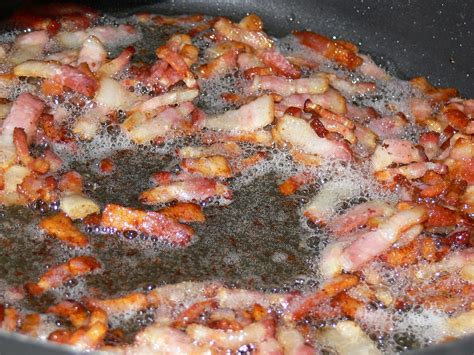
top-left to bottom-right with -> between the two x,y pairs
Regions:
0,3 -> 473,354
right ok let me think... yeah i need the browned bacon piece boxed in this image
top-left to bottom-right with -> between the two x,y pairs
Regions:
84,293 -> 148,316
47,300 -> 89,328
100,204 -> 195,246
160,203 -> 206,223
140,175 -> 232,205
294,31 -> 363,70
25,256 -> 101,296
291,274 -> 359,321
39,212 -> 89,247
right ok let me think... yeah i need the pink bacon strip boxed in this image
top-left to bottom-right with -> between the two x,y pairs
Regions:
2,93 -> 44,141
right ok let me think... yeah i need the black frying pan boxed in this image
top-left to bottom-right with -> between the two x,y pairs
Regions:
0,0 -> 473,354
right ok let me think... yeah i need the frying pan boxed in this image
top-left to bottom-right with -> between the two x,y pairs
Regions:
0,0 -> 473,354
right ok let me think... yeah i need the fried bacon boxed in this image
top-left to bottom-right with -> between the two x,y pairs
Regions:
140,175 -> 232,205
25,256 -> 101,296
39,212 -> 89,247
84,293 -> 148,316
213,17 -> 273,50
249,75 -> 328,96
291,274 -> 359,321
275,114 -> 352,161
14,60 -> 98,96
294,31 -> 363,70
180,155 -> 233,178
187,318 -> 275,350
100,204 -> 194,246
204,95 -> 274,132
340,206 -> 428,271
372,139 -> 426,172
160,203 -> 206,223
2,93 -> 44,142
328,201 -> 395,236
47,300 -> 89,328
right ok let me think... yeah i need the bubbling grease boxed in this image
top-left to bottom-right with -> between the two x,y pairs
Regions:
0,12 -> 466,354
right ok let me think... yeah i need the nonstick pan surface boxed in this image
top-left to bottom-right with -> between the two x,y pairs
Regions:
0,0 -> 473,354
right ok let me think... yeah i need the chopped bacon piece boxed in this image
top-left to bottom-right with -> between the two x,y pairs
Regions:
19,313 -> 41,336
411,77 -> 458,102
2,93 -> 44,142
214,17 -> 273,50
84,293 -> 148,316
278,89 -> 347,115
177,142 -> 241,159
278,172 -> 315,196
198,49 -> 239,78
325,72 -> 376,96
160,203 -> 206,223
329,201 -> 395,236
180,155 -> 233,178
275,114 -> 352,161
340,206 -> 427,271
294,31 -> 363,70
372,139 -> 426,172
291,274 -> 359,321
78,36 -> 107,72
134,88 -> 199,113
97,46 -> 135,78
368,113 -> 408,139
14,60 -> 98,96
187,318 -> 275,350
12,127 -> 33,165
0,307 -> 19,331
99,158 -> 114,174
25,256 -> 101,296
47,301 -> 89,328
249,75 -> 328,96
100,204 -> 194,246
204,95 -> 274,132
140,176 -> 232,205
173,299 -> 218,328
258,49 -> 301,79
39,212 -> 89,247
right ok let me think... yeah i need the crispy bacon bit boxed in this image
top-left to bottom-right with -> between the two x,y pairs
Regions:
140,176 -> 232,205
39,212 -> 89,247
84,293 -> 148,316
411,77 -> 458,102
19,313 -> 41,336
278,173 -> 315,196
291,274 -> 359,321
180,155 -> 233,178
99,158 -> 114,174
47,301 -> 89,328
160,203 -> 206,223
294,31 -> 363,70
100,204 -> 194,246
25,256 -> 101,296
13,127 -> 33,165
